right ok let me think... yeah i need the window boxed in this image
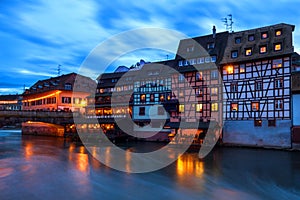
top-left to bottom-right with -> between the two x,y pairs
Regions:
207,43 -> 215,49
197,57 -> 204,64
178,74 -> 185,82
261,32 -> 268,39
260,45 -> 267,54
274,43 -> 282,51
275,79 -> 283,88
255,81 -> 263,91
62,97 -> 71,104
184,60 -> 189,66
179,104 -> 185,112
231,103 -> 238,111
187,46 -> 194,52
275,99 -> 283,110
226,65 -> 234,74
231,50 -> 238,58
254,119 -> 262,127
178,60 -> 183,66
248,34 -> 255,41
252,102 -> 259,111
230,82 -> 238,92
205,57 -> 211,63
235,37 -> 241,44
275,29 -> 282,37
195,87 -> 203,97
211,70 -> 218,79
268,119 -> 276,127
211,55 -> 217,62
273,59 -> 282,68
64,83 -> 72,90
211,87 -> 218,95
139,107 -> 145,116
196,72 -> 203,81
179,89 -> 184,97
245,48 -> 252,56
196,103 -> 203,112
150,94 -> 155,102
158,106 -> 165,115
189,59 -> 196,65
159,94 -> 164,102
211,103 -> 218,111
240,65 -> 245,73
140,94 -> 146,103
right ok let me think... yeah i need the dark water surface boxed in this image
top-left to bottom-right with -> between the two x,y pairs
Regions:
0,130 -> 300,200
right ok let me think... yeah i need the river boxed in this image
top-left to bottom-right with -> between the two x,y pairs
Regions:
0,130 -> 299,200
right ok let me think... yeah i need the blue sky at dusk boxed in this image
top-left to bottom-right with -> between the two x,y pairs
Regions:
0,0 -> 300,94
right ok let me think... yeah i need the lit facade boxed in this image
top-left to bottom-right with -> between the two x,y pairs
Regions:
0,95 -> 22,110
22,73 -> 96,113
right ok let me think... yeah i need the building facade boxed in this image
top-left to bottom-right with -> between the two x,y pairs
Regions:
22,73 -> 96,114
0,95 -> 22,110
220,23 -> 295,148
87,23 -> 297,148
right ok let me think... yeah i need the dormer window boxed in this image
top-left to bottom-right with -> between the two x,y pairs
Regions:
207,43 -> 215,49
275,29 -> 282,37
260,45 -> 267,54
65,83 -> 72,90
248,34 -> 255,41
235,37 -> 241,44
187,46 -> 194,52
231,50 -> 238,58
245,48 -> 252,56
261,32 -> 268,39
274,43 -> 282,51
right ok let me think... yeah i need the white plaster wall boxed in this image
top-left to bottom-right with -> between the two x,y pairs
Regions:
223,120 -> 291,148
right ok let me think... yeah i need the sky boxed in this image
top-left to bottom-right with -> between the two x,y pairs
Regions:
0,0 -> 300,95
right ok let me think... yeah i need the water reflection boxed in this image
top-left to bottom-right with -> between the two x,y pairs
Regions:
0,130 -> 300,200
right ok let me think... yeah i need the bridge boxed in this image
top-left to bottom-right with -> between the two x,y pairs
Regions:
0,110 -> 78,128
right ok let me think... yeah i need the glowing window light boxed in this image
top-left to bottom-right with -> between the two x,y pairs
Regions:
24,91 -> 61,102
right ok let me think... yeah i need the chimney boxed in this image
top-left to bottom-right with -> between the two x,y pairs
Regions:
212,26 -> 216,38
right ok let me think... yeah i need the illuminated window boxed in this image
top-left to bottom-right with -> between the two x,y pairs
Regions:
211,87 -> 218,95
226,65 -> 234,74
245,48 -> 252,56
260,45 -> 267,54
196,72 -> 203,81
235,37 -> 241,44
231,50 -> 238,58
179,89 -> 184,97
275,79 -> 283,88
275,99 -> 283,110
140,94 -> 146,103
196,103 -> 203,112
139,107 -> 145,116
261,32 -> 268,39
252,102 -> 259,111
248,35 -> 255,41
273,59 -> 282,68
179,104 -> 185,112
231,103 -> 238,111
240,65 -> 245,73
275,29 -> 282,37
254,119 -> 262,127
211,103 -> 218,111
62,97 -> 71,104
274,43 -> 282,51
159,93 -> 164,102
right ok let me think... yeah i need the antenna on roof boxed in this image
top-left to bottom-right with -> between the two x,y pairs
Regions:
221,14 -> 234,33
57,64 -> 61,76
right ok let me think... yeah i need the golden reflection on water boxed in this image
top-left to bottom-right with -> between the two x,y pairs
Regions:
68,145 -> 89,173
24,142 -> 33,160
177,154 -> 204,177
